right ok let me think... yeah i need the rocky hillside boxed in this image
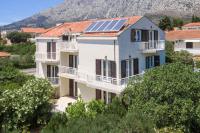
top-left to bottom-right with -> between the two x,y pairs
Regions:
1,0 -> 200,30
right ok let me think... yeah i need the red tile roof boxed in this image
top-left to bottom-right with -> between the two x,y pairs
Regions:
183,22 -> 200,27
41,21 -> 92,37
40,16 -> 142,37
21,27 -> 47,34
0,52 -> 10,57
166,30 -> 200,41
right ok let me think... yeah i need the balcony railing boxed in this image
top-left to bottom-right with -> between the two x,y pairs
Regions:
47,77 -> 59,85
140,41 -> 165,53
35,52 -> 60,62
60,67 -> 143,87
59,66 -> 77,75
60,42 -> 78,52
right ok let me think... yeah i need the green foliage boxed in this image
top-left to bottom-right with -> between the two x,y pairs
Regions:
192,15 -> 200,22
165,41 -> 193,65
0,78 -> 54,131
42,113 -> 68,133
159,16 -> 173,31
66,99 -> 106,119
173,18 -> 184,28
122,63 -> 200,132
0,43 -> 36,69
7,32 -> 31,43
172,50 -> 193,65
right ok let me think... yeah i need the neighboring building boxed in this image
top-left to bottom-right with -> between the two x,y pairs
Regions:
0,52 -> 10,58
166,30 -> 200,56
35,16 -> 165,103
21,27 -> 48,42
182,22 -> 200,30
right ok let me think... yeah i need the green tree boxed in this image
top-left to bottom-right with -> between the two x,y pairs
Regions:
159,16 -> 173,31
173,18 -> 184,28
0,78 -> 54,131
7,32 -> 31,43
192,15 -> 200,22
172,50 -> 193,65
122,63 -> 200,132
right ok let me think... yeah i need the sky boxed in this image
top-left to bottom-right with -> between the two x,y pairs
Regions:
0,0 -> 64,26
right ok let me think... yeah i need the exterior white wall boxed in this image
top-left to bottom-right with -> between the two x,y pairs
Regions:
174,40 -> 200,55
118,17 -> 165,74
78,83 -> 96,102
78,39 -> 118,76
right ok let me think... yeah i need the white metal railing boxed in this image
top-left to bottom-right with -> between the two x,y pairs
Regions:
60,42 -> 78,52
140,40 -> 165,51
47,77 -> 59,85
35,52 -> 59,62
59,66 -> 77,75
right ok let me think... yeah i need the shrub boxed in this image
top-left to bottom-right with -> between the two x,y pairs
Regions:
122,63 -> 200,132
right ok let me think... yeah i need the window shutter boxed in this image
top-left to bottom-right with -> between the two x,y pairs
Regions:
141,30 -> 149,42
131,29 -> 136,42
154,30 -> 158,40
154,56 -> 160,66
96,89 -> 102,100
69,79 -> 74,97
111,61 -> 116,78
121,60 -> 126,78
96,59 -> 102,75
55,66 -> 59,77
133,59 -> 139,75
69,55 -> 74,67
47,65 -> 51,77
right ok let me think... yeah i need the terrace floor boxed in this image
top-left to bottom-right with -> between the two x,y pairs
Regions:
53,97 -> 77,112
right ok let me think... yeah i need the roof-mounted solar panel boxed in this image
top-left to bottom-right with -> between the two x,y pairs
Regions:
85,19 -> 127,33
111,19 -> 127,31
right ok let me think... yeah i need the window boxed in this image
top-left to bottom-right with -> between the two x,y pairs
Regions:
121,58 -> 139,78
96,59 -> 116,78
141,30 -> 149,42
69,79 -> 78,98
47,65 -> 58,78
131,29 -> 141,42
186,42 -> 193,49
47,42 -> 56,59
146,56 -> 154,69
154,56 -> 160,66
69,55 -> 78,68
62,35 -> 71,41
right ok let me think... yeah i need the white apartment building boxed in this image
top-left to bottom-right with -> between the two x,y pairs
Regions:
35,16 -> 165,103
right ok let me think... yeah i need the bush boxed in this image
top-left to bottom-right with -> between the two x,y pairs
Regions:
0,78 -> 54,131
7,32 -> 31,43
122,63 -> 200,132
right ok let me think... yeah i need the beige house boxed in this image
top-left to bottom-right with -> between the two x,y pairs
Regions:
35,16 -> 165,103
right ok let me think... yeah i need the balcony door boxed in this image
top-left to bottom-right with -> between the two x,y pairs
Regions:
47,65 -> 59,84
69,55 -> 78,68
47,42 -> 56,59
96,59 -> 116,81
69,79 -> 78,98
121,58 -> 139,78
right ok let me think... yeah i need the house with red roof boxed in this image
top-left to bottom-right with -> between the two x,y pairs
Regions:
0,52 -> 10,58
166,22 -> 200,56
35,16 -> 165,103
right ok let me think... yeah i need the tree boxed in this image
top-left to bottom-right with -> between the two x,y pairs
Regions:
0,78 -> 54,131
7,32 -> 31,43
159,16 -> 173,31
172,50 -> 193,65
165,41 -> 174,63
122,63 -> 200,132
192,15 -> 200,22
173,18 -> 184,28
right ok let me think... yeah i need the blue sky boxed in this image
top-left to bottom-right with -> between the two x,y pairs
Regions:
0,0 -> 64,26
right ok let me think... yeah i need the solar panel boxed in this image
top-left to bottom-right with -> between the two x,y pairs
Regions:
97,21 -> 111,31
111,19 -> 127,31
91,21 -> 105,31
85,19 -> 127,32
85,22 -> 98,32
104,20 -> 119,31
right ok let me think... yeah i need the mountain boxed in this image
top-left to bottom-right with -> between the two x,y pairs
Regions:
1,0 -> 200,30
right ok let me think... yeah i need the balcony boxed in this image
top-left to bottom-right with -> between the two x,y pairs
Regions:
35,52 -> 60,63
59,66 -> 78,79
60,42 -> 78,53
59,68 -> 142,93
47,77 -> 59,86
140,41 -> 165,54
